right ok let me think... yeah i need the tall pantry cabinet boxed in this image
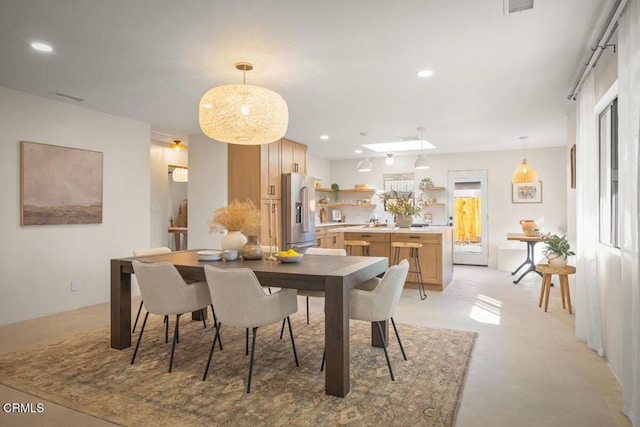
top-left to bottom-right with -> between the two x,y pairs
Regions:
227,138 -> 307,249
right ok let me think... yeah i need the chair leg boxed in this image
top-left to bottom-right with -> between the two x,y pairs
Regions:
132,300 -> 144,333
375,321 -> 395,381
279,318 -> 286,339
414,248 -> 427,300
203,322 -> 221,381
390,317 -> 407,361
168,313 -> 181,373
209,305 -> 222,350
163,315 -> 169,342
247,327 -> 258,393
245,328 -> 249,355
306,297 -> 310,324
286,316 -> 299,366
131,311 -> 149,364
201,308 -> 207,329
320,348 -> 325,372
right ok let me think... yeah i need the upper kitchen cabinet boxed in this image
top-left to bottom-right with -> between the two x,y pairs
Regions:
228,140 -> 282,205
281,138 -> 307,174
260,140 -> 281,199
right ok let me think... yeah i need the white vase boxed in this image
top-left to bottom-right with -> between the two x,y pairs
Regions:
221,231 -> 247,252
396,215 -> 413,228
547,253 -> 568,267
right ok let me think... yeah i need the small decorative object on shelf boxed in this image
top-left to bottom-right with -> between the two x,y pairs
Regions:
418,177 -> 434,192
331,183 -> 340,201
541,233 -> 575,267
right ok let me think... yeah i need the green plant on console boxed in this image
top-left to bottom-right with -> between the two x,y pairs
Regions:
541,233 -> 575,260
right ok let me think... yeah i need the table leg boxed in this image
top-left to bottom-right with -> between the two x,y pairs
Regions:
539,274 -> 548,308
110,260 -> 132,349
544,274 -> 552,312
513,241 -> 543,284
561,275 -> 573,314
324,276 -> 350,397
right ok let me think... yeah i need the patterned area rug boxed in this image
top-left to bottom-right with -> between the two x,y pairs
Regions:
0,313 -> 477,426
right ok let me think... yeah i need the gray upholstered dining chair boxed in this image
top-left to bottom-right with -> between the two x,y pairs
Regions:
132,247 -> 172,334
321,259 -> 410,381
202,265 -> 299,393
131,260 -> 213,373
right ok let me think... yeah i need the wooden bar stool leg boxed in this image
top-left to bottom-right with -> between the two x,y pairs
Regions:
562,275 -> 573,314
539,274 -> 549,308
393,247 -> 400,265
544,274 -> 552,312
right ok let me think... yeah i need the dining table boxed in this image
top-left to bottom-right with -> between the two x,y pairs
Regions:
110,249 -> 388,397
507,233 -> 544,284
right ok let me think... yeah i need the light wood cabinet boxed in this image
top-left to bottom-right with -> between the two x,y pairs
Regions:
390,233 -> 442,284
260,140 -> 281,199
260,199 -> 281,249
228,139 -> 307,246
326,230 -> 343,249
281,138 -> 306,174
314,228 -> 327,248
343,232 -> 390,258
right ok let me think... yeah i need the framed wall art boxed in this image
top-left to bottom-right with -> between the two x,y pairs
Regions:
21,141 -> 103,225
512,181 -> 542,204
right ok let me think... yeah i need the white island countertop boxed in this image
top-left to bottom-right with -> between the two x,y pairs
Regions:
330,225 -> 453,234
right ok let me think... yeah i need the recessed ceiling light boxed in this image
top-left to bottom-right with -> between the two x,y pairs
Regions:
417,69 -> 433,78
320,135 -> 329,140
354,149 -> 362,154
30,42 -> 53,53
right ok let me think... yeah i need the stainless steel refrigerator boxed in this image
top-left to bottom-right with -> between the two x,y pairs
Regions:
282,173 -> 316,252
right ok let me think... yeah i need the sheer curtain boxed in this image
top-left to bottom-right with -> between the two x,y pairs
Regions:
575,72 -> 604,355
618,0 -> 640,423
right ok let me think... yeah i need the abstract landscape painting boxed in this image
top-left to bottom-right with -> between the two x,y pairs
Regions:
21,141 -> 103,225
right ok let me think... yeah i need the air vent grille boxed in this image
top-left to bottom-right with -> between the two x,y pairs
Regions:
505,0 -> 534,14
51,91 -> 85,102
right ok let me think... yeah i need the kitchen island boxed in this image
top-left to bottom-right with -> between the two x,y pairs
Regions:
331,225 -> 454,290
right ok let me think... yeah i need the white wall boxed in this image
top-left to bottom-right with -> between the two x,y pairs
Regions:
186,133 -> 228,251
329,147 -> 567,268
0,86 -> 150,325
149,144 -> 188,248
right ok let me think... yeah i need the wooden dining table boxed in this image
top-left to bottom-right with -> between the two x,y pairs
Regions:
110,249 -> 388,397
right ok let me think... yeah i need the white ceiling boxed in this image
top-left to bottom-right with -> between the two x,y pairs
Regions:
0,0 -> 611,160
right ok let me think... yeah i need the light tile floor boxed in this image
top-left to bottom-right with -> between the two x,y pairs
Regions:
0,266 -> 631,426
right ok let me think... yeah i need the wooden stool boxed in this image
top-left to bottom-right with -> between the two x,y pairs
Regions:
391,241 -> 426,300
343,240 -> 370,256
535,263 -> 576,313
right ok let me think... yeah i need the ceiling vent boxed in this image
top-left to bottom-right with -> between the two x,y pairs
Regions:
51,91 -> 85,102
504,0 -> 534,14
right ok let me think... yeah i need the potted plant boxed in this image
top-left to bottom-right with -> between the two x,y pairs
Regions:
418,177 -> 434,192
378,190 -> 421,228
209,199 -> 261,252
330,183 -> 340,201
541,233 -> 575,267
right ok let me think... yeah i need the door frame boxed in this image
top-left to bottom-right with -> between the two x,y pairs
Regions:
447,170 -> 489,266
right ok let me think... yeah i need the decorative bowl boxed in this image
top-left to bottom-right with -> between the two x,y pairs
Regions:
197,250 -> 222,261
276,254 -> 302,263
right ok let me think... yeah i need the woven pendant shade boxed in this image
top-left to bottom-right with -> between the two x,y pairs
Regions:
512,159 -> 538,183
172,167 -> 188,182
199,84 -> 288,145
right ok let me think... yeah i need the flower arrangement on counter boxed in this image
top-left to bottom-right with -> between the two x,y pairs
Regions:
209,199 -> 260,234
377,190 -> 422,216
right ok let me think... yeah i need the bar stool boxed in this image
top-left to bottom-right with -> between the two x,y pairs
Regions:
535,263 -> 576,313
391,241 -> 426,300
343,240 -> 370,256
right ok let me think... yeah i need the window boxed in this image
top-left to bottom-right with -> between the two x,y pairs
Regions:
382,173 -> 415,211
599,98 -> 619,248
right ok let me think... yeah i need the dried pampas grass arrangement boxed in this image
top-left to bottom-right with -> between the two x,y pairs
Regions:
209,199 -> 261,234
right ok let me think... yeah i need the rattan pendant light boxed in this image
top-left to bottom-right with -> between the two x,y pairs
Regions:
512,136 -> 538,183
199,62 -> 289,145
